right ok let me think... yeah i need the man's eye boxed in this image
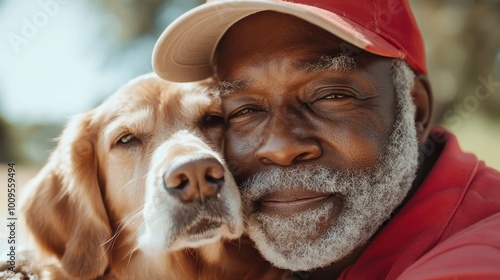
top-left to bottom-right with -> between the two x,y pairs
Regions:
234,108 -> 254,116
311,91 -> 354,105
229,107 -> 256,119
324,93 -> 347,99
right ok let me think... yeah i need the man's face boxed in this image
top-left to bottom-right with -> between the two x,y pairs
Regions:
216,12 -> 419,271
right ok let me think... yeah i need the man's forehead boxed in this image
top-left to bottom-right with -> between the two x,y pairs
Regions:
214,11 -> 393,97
216,11 -> 344,57
214,12 -> 368,74
216,53 -> 357,96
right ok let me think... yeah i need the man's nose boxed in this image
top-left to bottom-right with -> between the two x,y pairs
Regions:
255,114 -> 322,166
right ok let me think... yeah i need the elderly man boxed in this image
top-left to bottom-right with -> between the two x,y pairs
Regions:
152,0 -> 500,278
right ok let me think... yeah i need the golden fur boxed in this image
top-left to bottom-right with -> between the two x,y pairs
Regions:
5,74 -> 285,279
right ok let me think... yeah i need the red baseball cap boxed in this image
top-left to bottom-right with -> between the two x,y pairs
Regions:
153,0 -> 427,82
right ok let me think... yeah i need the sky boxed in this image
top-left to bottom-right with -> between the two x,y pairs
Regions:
0,0 -> 111,123
0,0 -> 195,124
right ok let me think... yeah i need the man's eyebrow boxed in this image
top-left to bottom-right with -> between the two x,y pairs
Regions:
215,80 -> 249,97
299,53 -> 357,73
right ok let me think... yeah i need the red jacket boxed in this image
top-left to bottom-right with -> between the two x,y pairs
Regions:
340,128 -> 500,279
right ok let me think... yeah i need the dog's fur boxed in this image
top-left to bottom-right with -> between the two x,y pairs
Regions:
4,74 -> 285,279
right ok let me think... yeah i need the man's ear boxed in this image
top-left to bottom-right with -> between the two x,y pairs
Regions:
411,74 -> 433,144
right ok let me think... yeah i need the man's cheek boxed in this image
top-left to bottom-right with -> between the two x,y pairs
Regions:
226,135 -> 261,183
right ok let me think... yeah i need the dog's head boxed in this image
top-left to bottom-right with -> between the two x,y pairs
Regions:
21,74 -> 243,278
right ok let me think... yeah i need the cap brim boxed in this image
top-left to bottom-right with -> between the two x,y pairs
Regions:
153,0 -> 404,82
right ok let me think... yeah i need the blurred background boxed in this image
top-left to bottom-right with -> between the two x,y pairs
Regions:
0,0 -> 499,172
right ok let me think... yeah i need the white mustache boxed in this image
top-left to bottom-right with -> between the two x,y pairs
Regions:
240,165 -> 369,202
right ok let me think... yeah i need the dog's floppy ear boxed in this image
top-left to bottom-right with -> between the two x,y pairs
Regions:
22,111 -> 112,279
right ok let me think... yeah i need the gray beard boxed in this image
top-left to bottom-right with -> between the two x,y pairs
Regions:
241,60 -> 419,271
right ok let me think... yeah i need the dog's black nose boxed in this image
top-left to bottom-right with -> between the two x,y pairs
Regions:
163,157 -> 225,203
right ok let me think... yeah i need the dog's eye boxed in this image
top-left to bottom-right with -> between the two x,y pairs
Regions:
117,133 -> 138,145
202,114 -> 224,128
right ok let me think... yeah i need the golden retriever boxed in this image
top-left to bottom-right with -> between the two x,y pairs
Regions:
3,74 -> 285,279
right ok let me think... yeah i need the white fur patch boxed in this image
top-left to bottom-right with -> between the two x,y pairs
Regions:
139,129 -> 243,256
